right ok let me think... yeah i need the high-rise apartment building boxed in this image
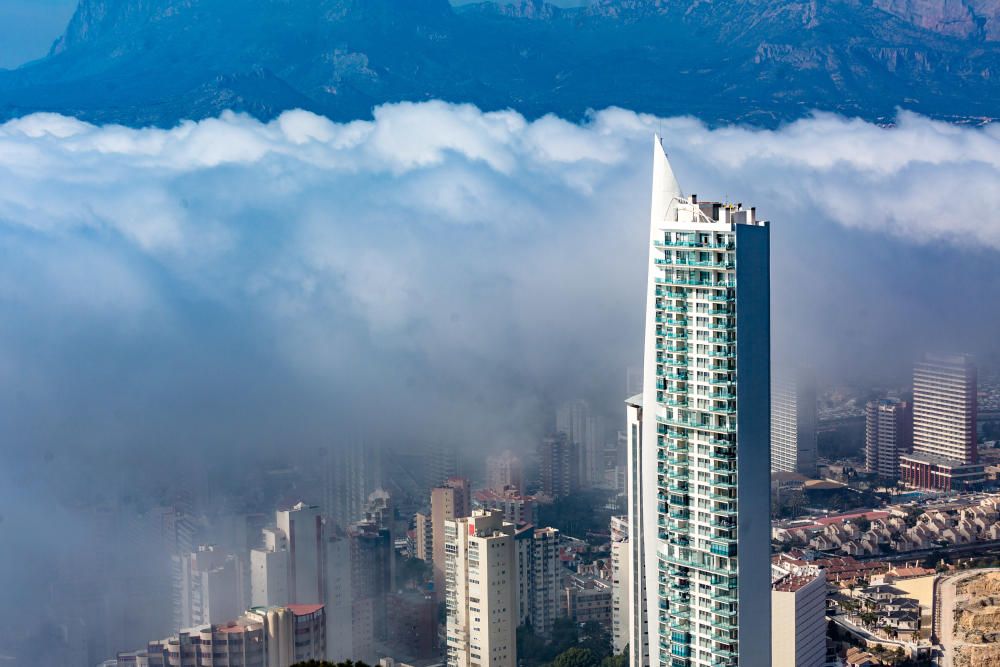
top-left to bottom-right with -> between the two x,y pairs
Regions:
865,398 -> 912,481
326,441 -> 382,531
176,545 -> 244,630
770,369 -> 818,476
639,137 -> 771,667
249,502 -> 358,662
557,399 -> 604,486
514,525 -> 561,638
610,516 -> 631,655
431,478 -> 472,596
900,353 -> 983,490
324,534 -> 355,663
414,512 -> 433,562
251,527 -> 289,607
771,567 -> 826,667
625,394 -> 650,667
486,450 -> 526,495
350,520 -> 393,641
538,432 -> 579,499
445,510 -> 517,667
476,487 -> 538,527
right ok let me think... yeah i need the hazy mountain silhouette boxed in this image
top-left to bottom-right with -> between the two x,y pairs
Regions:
1,0 -> 998,126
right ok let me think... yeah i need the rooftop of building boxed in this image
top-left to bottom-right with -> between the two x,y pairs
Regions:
901,452 -> 983,469
285,604 -> 324,616
772,572 -> 822,592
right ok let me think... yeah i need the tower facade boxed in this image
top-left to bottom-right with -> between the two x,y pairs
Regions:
639,137 -> 771,667
900,353 -> 982,490
538,432 -> 579,499
444,510 -> 517,667
865,397 -> 912,481
431,478 -> 472,596
770,369 -> 817,476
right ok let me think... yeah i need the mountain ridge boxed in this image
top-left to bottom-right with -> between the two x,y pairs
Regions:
0,0 -> 997,127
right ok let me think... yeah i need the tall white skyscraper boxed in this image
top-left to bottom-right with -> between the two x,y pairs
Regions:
770,368 -> 818,476
900,353 -> 983,490
445,510 -> 517,667
639,137 -> 771,667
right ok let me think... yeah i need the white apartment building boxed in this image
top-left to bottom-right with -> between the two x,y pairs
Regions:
249,502 -> 354,662
639,136 -> 771,667
771,369 -> 817,476
610,516 -> 631,654
626,394 -> 650,667
251,527 -> 289,607
771,566 -> 826,667
176,545 -> 243,629
445,510 -> 517,667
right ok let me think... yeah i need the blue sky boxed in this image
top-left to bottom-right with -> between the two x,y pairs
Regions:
0,0 -> 76,69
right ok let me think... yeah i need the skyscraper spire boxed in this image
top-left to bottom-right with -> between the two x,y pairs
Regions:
635,144 -> 772,667
650,134 -> 682,225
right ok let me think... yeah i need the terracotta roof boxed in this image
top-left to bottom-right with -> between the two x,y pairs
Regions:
285,604 -> 324,616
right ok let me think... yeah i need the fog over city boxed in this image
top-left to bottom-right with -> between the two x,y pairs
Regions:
1,102 -> 999,663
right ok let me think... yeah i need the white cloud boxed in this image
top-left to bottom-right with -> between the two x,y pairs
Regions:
0,102 -> 998,459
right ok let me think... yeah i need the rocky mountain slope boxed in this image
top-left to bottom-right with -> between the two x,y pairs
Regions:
0,0 -> 997,127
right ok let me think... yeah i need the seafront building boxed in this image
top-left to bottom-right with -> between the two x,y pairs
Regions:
637,136 -> 771,667
900,353 -> 983,490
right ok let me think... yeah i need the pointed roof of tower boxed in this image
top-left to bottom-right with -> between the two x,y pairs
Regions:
650,134 -> 682,224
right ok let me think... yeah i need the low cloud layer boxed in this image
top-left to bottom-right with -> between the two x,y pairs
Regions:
1,103 -> 999,465
1,102 -> 1000,661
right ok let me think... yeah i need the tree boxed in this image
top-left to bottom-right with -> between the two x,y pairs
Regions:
553,648 -> 599,667
578,621 -> 612,660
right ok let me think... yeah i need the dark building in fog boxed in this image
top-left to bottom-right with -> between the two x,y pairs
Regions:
386,590 -> 438,659
538,432 -> 579,499
865,397 -> 912,482
350,520 -> 393,641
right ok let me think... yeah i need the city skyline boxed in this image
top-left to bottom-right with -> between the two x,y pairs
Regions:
2,2 -> 1000,666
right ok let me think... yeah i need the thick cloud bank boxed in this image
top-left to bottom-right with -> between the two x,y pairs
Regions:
1,103 -> 999,462
2,101 -> 1000,664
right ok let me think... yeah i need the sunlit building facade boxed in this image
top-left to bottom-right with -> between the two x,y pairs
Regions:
444,510 -> 517,667
900,353 -> 983,490
639,137 -> 771,667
